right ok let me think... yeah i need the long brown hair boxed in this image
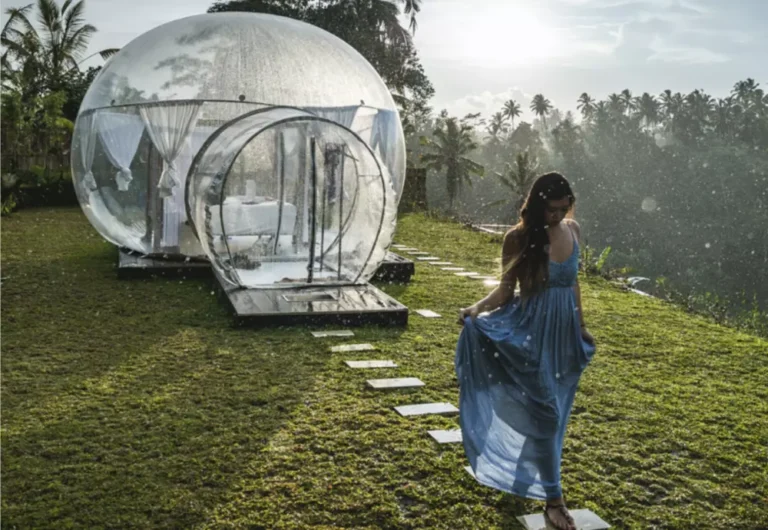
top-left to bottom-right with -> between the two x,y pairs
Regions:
502,172 -> 575,299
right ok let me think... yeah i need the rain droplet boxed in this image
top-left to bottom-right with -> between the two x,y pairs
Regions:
641,197 -> 657,212
705,243 -> 711,249
494,352 -> 499,358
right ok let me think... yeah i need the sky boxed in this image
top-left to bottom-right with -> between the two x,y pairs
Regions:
2,0 -> 766,122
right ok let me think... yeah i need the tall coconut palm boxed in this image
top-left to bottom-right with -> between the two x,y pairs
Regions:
530,94 -> 552,128
577,92 -> 595,122
399,0 -> 421,34
2,0 -> 116,93
607,93 -> 624,117
659,89 -> 686,135
633,92 -> 660,130
486,111 -> 508,138
732,78 -> 759,104
712,97 -> 735,137
620,88 -> 635,115
685,89 -> 713,135
502,99 -> 522,129
422,117 -> 484,211
487,150 -> 539,218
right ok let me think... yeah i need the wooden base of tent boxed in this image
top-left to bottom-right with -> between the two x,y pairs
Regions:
371,251 -> 415,283
118,249 -> 414,283
213,269 -> 409,328
117,248 -> 211,279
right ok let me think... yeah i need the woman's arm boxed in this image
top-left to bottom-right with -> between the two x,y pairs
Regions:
472,229 -> 519,313
567,220 -> 592,342
567,219 -> 586,325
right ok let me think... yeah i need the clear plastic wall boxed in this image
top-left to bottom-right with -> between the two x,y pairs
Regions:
71,13 -> 405,262
187,107 -> 396,288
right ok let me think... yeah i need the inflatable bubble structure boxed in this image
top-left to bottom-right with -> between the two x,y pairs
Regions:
71,13 -> 409,325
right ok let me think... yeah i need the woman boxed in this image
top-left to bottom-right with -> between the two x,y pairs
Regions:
455,172 -> 596,530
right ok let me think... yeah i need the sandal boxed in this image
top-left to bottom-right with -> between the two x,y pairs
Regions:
543,501 -> 576,530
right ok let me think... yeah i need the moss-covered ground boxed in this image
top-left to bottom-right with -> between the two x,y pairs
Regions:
2,208 -> 766,529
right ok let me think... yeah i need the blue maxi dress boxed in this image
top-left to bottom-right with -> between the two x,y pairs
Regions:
455,238 -> 596,500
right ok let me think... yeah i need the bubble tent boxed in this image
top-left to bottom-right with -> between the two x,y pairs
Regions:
71,13 -> 410,325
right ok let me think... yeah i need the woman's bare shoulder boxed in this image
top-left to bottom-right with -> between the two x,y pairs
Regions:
564,218 -> 581,237
502,227 -> 520,253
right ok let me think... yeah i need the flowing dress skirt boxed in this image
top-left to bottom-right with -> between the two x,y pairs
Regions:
455,285 -> 596,500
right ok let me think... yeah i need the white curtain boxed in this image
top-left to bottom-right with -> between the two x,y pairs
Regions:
96,111 -> 145,191
79,113 -> 98,193
161,126 -> 217,247
139,102 -> 203,199
305,106 -> 358,129
371,110 -> 400,191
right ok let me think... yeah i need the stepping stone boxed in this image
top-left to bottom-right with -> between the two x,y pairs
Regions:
441,267 -> 465,271
345,360 -> 398,369
417,256 -> 441,261
470,275 -> 497,281
331,343 -> 375,353
517,509 -> 611,530
391,244 -> 409,249
428,429 -> 462,444
407,251 -> 429,255
312,330 -> 355,338
429,261 -> 453,266
455,272 -> 479,277
367,377 -> 425,390
396,246 -> 418,251
483,280 -> 501,287
394,402 -> 458,417
414,309 -> 441,318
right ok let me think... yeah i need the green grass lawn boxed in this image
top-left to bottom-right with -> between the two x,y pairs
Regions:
2,207 -> 767,529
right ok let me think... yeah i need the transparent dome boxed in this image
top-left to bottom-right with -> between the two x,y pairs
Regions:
71,12 -> 405,279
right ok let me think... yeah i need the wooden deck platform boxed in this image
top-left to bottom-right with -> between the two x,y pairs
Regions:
213,270 -> 409,328
117,249 -> 414,283
372,251 -> 415,283
117,248 -> 211,279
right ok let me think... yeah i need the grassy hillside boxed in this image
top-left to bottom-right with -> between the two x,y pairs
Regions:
2,207 -> 766,529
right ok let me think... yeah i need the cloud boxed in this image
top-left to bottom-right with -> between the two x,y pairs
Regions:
437,87 -> 544,122
647,35 -> 729,64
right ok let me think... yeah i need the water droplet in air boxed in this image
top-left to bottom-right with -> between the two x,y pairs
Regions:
705,243 -> 711,249
641,197 -> 657,212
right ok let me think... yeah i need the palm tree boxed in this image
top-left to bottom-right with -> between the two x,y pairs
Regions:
486,111 -> 508,139
530,94 -> 552,128
633,92 -> 660,130
399,0 -> 421,34
487,151 -> 539,218
502,99 -> 522,129
607,93 -> 624,117
732,78 -> 759,104
685,89 -> 713,137
712,97 -> 735,137
422,117 -> 484,211
2,0 -> 116,93
620,89 -> 635,115
659,89 -> 686,135
577,92 -> 595,122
